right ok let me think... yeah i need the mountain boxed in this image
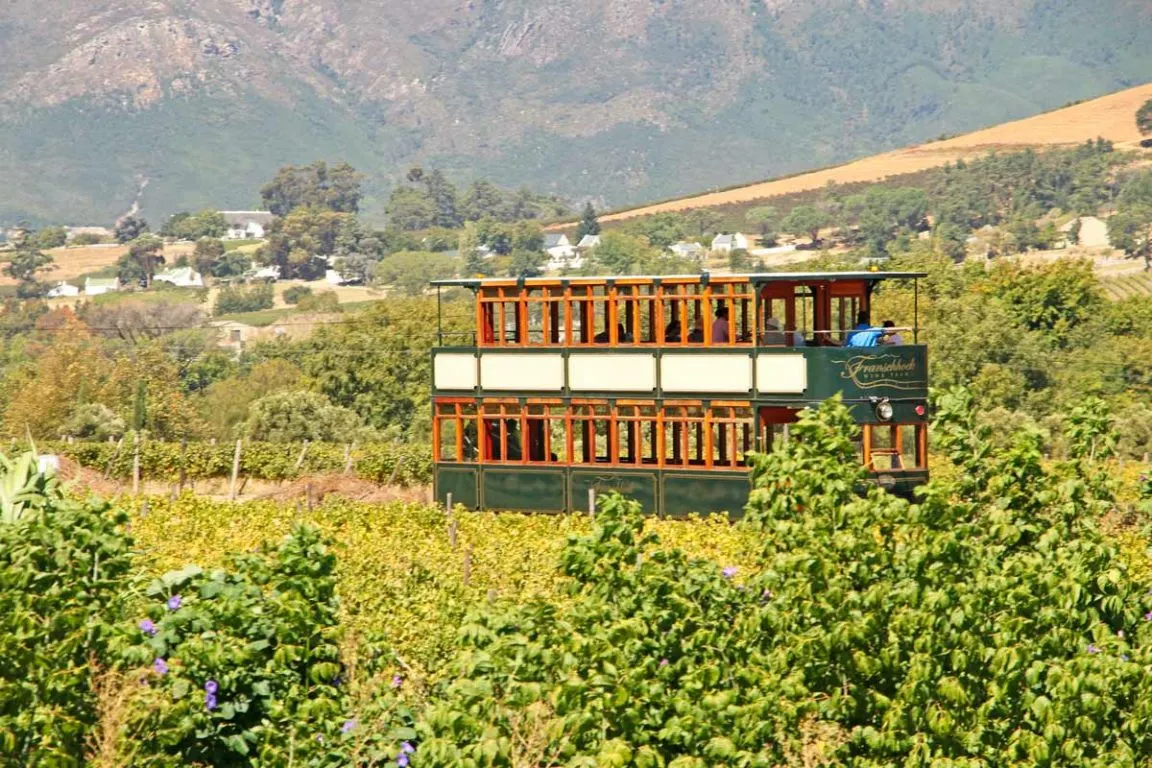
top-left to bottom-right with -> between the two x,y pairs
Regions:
2,0 -> 1152,226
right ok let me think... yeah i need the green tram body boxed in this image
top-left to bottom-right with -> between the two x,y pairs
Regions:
430,271 -> 929,517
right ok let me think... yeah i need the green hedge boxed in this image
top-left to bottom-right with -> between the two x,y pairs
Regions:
41,440 -> 433,486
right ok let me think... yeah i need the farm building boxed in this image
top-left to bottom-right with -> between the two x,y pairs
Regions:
710,233 -> 750,253
46,281 -> 80,297
669,241 -> 706,260
221,211 -> 275,240
84,277 -> 120,295
153,267 -> 204,288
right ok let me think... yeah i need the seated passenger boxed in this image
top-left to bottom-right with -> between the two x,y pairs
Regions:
845,310 -> 871,345
785,322 -> 806,347
760,316 -> 786,346
846,321 -> 883,347
711,306 -> 730,343
687,313 -> 704,343
593,323 -> 630,343
880,320 -> 904,346
664,317 -> 681,342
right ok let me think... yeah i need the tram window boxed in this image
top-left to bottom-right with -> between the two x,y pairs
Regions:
831,296 -> 862,346
761,422 -> 790,453
572,404 -> 611,463
481,404 -> 523,462
663,404 -> 706,466
616,404 -> 658,465
615,285 -> 659,344
710,283 -> 755,345
710,406 -> 755,468
794,290 -> 815,345
524,403 -> 566,463
662,286 -> 707,344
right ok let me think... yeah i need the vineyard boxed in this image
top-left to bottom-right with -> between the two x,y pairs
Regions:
1100,271 -> 1152,300
2,391 -> 1152,766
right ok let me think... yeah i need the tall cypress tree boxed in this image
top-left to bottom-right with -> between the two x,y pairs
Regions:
575,202 -> 601,241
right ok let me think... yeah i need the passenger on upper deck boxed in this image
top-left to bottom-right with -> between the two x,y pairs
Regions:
711,306 -> 730,343
761,317 -> 786,346
880,320 -> 904,346
687,313 -> 704,343
845,311 -> 871,345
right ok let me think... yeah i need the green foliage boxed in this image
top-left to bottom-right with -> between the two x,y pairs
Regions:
282,285 -> 313,305
215,284 -> 274,315
244,390 -> 367,443
161,210 -> 228,240
575,201 -> 601,241
59,402 -> 126,440
296,290 -> 342,313
260,161 -> 364,216
373,251 -> 457,296
986,258 -> 1101,345
1137,99 -> 1152,138
118,235 -> 166,287
32,225 -> 67,250
120,525 -> 346,765
192,237 -> 226,276
0,453 -> 134,764
50,439 -> 432,486
781,204 -> 830,243
387,170 -> 570,232
115,216 -> 149,244
3,246 -> 55,298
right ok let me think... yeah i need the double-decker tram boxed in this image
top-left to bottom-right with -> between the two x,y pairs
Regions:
430,271 -> 929,517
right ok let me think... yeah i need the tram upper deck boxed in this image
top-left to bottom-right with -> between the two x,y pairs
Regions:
430,271 -> 928,416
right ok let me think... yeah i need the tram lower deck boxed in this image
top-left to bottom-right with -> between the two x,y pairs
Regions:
434,397 -> 928,517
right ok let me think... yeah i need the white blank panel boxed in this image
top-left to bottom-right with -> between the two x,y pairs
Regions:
756,354 -> 808,394
434,353 -> 477,390
480,353 -> 565,391
662,354 -> 752,393
569,353 -> 657,392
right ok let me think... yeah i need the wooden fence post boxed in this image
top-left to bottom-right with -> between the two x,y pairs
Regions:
343,443 -> 355,475
294,440 -> 310,473
462,548 -> 472,587
229,439 -> 243,501
177,438 -> 187,494
588,488 -> 596,516
132,432 -> 141,497
448,516 -> 458,550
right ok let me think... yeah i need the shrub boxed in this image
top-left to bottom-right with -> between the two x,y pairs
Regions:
0,452 -> 134,764
214,284 -> 274,315
282,285 -> 313,305
244,390 -> 368,443
296,290 -> 341,313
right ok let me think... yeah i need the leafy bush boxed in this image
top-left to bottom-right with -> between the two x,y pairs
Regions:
119,525 -> 347,765
296,290 -> 341,313
244,390 -> 368,443
59,402 -> 126,440
0,452 -> 134,764
214,284 -> 274,315
282,285 -> 313,305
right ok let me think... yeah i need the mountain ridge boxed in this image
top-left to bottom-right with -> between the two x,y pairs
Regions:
3,0 -> 1152,225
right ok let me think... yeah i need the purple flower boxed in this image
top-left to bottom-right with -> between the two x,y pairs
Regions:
1087,644 -> 1101,654
1121,654 -> 1130,662
390,674 -> 403,689
397,755 -> 409,768
139,619 -> 157,636
659,658 -> 669,667
153,658 -> 168,676
341,719 -> 357,734
1145,611 -> 1152,622
722,566 -> 738,579
204,680 -> 218,695
205,693 -> 217,711
401,742 -> 415,755
167,595 -> 182,611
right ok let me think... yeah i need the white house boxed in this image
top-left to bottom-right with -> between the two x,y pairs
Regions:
153,267 -> 204,288
84,277 -> 120,296
544,233 -> 576,260
576,234 -> 601,250
46,281 -> 80,298
669,241 -> 707,261
546,251 -> 584,272
710,233 -> 751,254
250,264 -> 280,281
221,211 -> 275,240
325,269 -> 347,285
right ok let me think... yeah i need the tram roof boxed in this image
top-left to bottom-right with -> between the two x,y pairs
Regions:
431,271 -> 928,289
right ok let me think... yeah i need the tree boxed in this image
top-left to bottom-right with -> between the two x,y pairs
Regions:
1108,206 -> 1152,269
506,249 -> 546,278
461,180 -> 506,222
385,187 -> 437,231
575,202 -> 601,241
32,226 -> 67,250
260,161 -> 364,216
373,251 -> 457,296
211,251 -> 253,279
1137,98 -> 1152,139
114,215 -> 148,244
163,210 -> 228,240
3,247 -> 55,298
685,208 -> 722,237
423,169 -> 461,229
781,205 -> 831,244
745,206 -> 779,237
593,232 -> 654,274
117,235 -> 165,287
260,208 -> 352,280
214,284 -> 274,315
192,238 -> 226,276
58,403 -> 125,440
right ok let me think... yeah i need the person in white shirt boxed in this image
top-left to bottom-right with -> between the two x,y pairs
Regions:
761,316 -> 786,346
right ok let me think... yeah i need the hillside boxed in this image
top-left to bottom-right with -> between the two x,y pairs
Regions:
3,0 -> 1152,226
596,81 -> 1152,223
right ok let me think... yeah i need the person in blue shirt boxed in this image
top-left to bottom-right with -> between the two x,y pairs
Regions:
845,310 -> 882,347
